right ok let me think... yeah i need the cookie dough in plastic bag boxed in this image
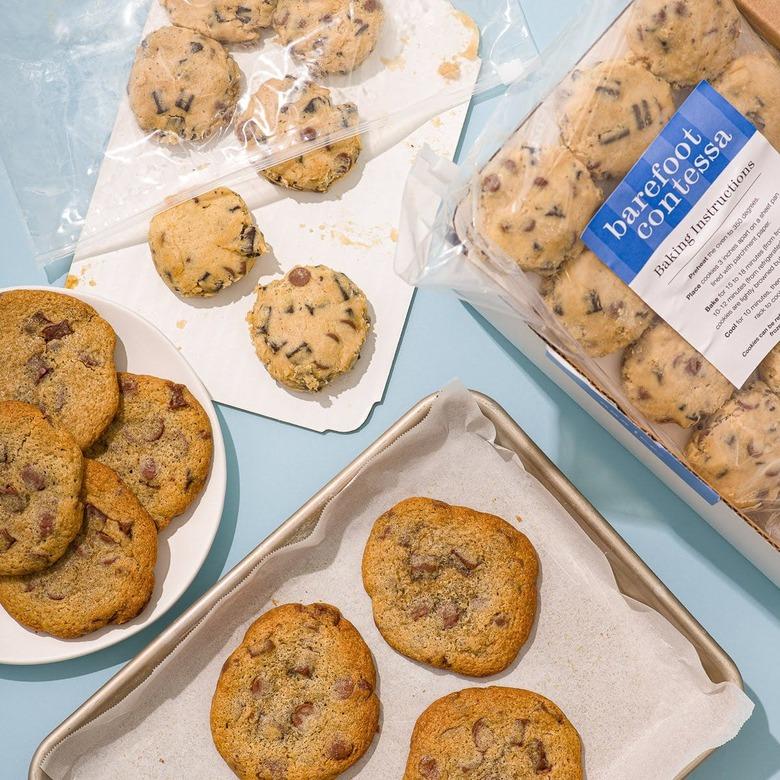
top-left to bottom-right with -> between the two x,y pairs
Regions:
0,0 -> 538,266
397,0 -> 780,542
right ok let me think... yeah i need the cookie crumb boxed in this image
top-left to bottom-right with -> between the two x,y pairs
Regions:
64,275 -> 79,289
438,60 -> 461,81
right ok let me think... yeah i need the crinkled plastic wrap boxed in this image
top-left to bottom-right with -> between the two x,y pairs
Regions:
0,0 -> 537,266
398,0 -> 780,542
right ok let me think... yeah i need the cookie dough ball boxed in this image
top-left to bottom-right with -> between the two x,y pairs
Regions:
161,0 -> 276,43
0,402 -> 83,576
128,26 -> 241,144
149,188 -> 268,297
622,321 -> 733,427
211,604 -> 380,780
759,343 -> 780,393
0,460 -> 157,638
237,77 -> 361,192
558,59 -> 675,180
247,265 -> 371,392
362,498 -> 539,678
475,144 -> 602,276
403,687 -> 583,780
0,290 -> 119,450
685,382 -> 780,509
713,53 -> 780,151
627,0 -> 741,86
542,249 -> 654,357
273,0 -> 384,75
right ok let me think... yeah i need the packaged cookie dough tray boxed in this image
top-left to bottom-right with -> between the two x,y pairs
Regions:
32,384 -> 751,779
398,0 -> 780,584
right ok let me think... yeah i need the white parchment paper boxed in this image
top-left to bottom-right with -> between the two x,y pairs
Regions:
41,383 -> 753,779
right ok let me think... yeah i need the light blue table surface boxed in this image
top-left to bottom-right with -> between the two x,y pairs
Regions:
1,2 -> 779,778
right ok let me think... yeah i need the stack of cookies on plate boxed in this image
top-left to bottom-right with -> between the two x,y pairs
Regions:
0,289 -> 213,638
210,497 -> 583,779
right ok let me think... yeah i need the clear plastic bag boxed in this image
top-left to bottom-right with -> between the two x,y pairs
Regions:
0,0 -> 538,266
398,0 -> 780,540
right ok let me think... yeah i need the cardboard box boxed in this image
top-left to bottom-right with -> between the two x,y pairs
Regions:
473,298 -> 780,588
737,0 -> 780,49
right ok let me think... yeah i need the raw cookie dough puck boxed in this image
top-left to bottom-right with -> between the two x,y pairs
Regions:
0,289 -> 119,450
210,603 -> 380,780
713,52 -> 780,151
0,460 -> 157,638
128,25 -> 241,144
622,320 -> 733,427
247,265 -> 371,392
149,187 -> 268,297
161,0 -> 277,42
272,0 -> 385,75
237,76 -> 361,193
361,497 -> 539,677
542,249 -> 654,357
403,687 -> 583,780
86,373 -> 213,530
758,342 -> 780,393
475,143 -> 602,276
627,0 -> 741,86
558,59 -> 675,180
0,402 -> 83,576
685,381 -> 780,509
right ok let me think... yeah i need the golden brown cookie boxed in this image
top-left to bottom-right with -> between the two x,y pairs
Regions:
161,0 -> 277,43
237,76 -> 361,193
361,497 -> 539,677
403,687 -> 583,779
622,320 -> 733,428
247,265 -> 371,392
86,373 -> 213,529
272,0 -> 385,75
0,401 -> 83,576
128,26 -> 241,144
0,289 -> 119,450
0,460 -> 157,638
210,603 -> 380,780
685,381 -> 780,509
149,187 -> 268,297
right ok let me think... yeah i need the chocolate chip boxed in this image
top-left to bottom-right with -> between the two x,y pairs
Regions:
410,553 -> 438,578
26,354 -> 51,384
290,702 -> 314,727
248,638 -> 275,656
328,738 -> 354,761
291,663 -> 313,678
190,41 -> 203,53
334,677 -> 354,699
289,267 -> 312,287
79,352 -> 102,368
339,318 -> 358,331
85,503 -> 108,524
686,356 -> 702,376
440,601 -> 461,629
22,311 -> 52,334
98,531 -> 117,545
41,320 -> 72,342
419,756 -> 440,779
251,676 -> 265,696
300,126 -> 318,142
21,465 -> 46,492
326,332 -> 341,343
451,548 -> 479,573
145,418 -> 165,442
140,457 -> 159,482
482,174 -> 501,193
168,383 -> 189,410
364,0 -> 380,10
527,738 -> 552,773
509,718 -> 529,746
599,127 -> 631,145
472,718 -> 494,751
595,84 -> 621,98
100,556 -> 119,566
534,176 -> 549,188
0,486 -> 27,514
151,90 -> 167,115
38,512 -> 54,539
175,93 -> 194,112
411,599 -> 431,619
120,375 -> 138,394
585,290 -> 603,314
0,528 -> 17,552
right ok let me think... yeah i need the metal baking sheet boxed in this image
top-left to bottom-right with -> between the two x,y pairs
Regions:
29,390 -> 744,779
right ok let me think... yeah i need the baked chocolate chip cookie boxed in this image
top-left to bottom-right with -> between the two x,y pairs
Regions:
210,603 -> 380,780
237,76 -> 361,193
475,142 -> 602,276
247,265 -> 371,392
0,289 -> 119,450
403,687 -> 583,780
685,381 -> 780,509
86,373 -> 213,530
272,0 -> 384,75
558,59 -> 675,180
128,25 -> 241,144
0,402 -> 83,576
0,460 -> 157,638
542,249 -> 654,357
361,497 -> 539,677
622,320 -> 733,427
627,0 -> 741,86
149,187 -> 268,297
161,0 -> 277,43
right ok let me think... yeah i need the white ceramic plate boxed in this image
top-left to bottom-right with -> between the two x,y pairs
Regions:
0,286 -> 227,664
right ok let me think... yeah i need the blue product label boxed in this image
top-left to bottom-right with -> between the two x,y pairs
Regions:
583,81 -> 756,284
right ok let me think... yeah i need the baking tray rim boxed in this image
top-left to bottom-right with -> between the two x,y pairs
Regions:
28,389 -> 745,780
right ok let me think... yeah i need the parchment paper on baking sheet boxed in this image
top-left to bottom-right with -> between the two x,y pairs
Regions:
67,0 -> 482,432
41,383 -> 752,779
